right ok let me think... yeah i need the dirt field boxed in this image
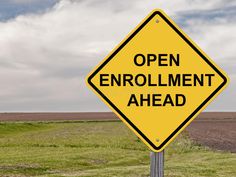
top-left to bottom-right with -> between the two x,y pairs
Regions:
0,112 -> 118,121
186,112 -> 236,153
0,112 -> 235,152
186,119 -> 236,153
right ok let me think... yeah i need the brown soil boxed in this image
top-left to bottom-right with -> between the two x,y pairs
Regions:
186,119 -> 236,153
0,112 -> 235,152
0,112 -> 118,121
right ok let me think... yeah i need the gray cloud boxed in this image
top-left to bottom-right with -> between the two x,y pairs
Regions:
207,75 -> 236,111
0,0 -> 235,111
176,6 -> 236,28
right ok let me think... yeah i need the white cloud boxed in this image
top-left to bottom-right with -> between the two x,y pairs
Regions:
0,0 -> 235,111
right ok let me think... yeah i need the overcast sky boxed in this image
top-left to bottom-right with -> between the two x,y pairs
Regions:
0,0 -> 235,112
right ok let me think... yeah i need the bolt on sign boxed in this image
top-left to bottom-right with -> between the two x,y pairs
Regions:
86,9 -> 229,152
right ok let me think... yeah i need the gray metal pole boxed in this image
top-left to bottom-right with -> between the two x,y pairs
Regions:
150,150 -> 164,177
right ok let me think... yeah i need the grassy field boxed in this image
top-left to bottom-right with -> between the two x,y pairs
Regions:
0,121 -> 235,177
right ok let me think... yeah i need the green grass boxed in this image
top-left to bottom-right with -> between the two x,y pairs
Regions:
0,121 -> 235,177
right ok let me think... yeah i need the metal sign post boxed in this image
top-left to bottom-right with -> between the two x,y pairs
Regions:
150,150 -> 164,177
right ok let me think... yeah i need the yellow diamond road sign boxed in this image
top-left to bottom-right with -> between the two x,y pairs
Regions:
86,9 -> 229,152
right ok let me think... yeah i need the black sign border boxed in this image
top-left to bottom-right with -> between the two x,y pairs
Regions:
87,11 -> 228,151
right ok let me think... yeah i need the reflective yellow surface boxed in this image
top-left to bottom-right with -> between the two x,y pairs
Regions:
86,9 -> 229,152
